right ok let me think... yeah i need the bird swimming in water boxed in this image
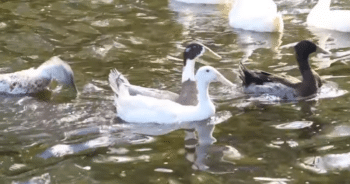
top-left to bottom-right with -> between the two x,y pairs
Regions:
109,66 -> 234,123
239,40 -> 330,100
110,43 -> 222,106
307,0 -> 350,32
0,56 -> 77,96
228,0 -> 284,32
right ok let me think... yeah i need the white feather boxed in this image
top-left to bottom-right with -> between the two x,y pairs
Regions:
307,0 -> 350,32
0,56 -> 76,95
109,66 -> 233,124
229,0 -> 283,32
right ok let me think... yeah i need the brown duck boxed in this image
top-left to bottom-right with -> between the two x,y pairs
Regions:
239,40 -> 329,100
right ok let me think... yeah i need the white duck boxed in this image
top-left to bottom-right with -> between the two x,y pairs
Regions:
0,56 -> 77,95
112,43 -> 221,106
307,0 -> 350,32
109,66 -> 234,123
228,0 -> 283,32
173,0 -> 229,4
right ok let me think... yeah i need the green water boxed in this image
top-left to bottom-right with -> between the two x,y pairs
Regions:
1,0 -> 350,183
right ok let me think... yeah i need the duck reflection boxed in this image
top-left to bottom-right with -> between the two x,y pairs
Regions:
300,152 -> 350,174
168,0 -> 229,37
37,111 -> 243,173
308,27 -> 350,69
182,121 -> 243,172
114,111 -> 243,173
298,121 -> 350,173
234,30 -> 283,62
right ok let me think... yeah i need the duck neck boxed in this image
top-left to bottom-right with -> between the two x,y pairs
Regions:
196,80 -> 211,108
297,55 -> 316,86
182,59 -> 195,83
314,0 -> 331,10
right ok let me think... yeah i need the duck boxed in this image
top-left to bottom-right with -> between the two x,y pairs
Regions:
173,0 -> 229,4
109,66 -> 234,123
307,0 -> 350,32
228,0 -> 283,32
239,40 -> 330,100
112,43 -> 221,106
0,56 -> 77,95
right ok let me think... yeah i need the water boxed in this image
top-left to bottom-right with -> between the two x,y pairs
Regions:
1,0 -> 350,183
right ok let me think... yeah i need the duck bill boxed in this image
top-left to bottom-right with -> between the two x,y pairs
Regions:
215,73 -> 234,87
202,44 -> 222,60
316,45 -> 331,55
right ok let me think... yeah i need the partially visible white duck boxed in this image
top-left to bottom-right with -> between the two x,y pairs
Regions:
173,0 -> 229,4
228,0 -> 284,32
109,66 -> 234,123
112,43 -> 221,106
307,0 -> 350,32
0,56 -> 77,95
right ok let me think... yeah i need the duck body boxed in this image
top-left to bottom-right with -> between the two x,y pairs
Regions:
0,56 -> 77,96
307,0 -> 350,32
112,90 -> 215,124
111,43 -> 221,106
229,0 -> 283,32
240,66 -> 322,100
239,40 -> 327,100
109,66 -> 233,124
173,0 -> 228,4
0,68 -> 51,95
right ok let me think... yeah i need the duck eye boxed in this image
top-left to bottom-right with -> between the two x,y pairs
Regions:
206,69 -> 209,73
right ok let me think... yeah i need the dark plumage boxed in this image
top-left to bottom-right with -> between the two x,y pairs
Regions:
183,43 -> 205,65
239,40 -> 327,98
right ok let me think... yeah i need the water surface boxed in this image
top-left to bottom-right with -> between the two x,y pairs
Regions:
1,0 -> 350,183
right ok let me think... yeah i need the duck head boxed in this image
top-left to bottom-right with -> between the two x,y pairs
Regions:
38,56 -> 78,92
182,43 -> 222,82
294,40 -> 330,71
195,66 -> 234,86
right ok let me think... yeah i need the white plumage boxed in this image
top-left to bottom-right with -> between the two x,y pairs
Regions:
111,43 -> 221,106
307,0 -> 350,32
109,66 -> 234,123
228,0 -> 283,32
173,0 -> 229,4
0,56 -> 77,95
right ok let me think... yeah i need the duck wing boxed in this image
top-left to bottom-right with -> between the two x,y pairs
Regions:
108,69 -> 179,101
128,85 -> 179,102
116,93 -> 180,123
239,62 -> 300,88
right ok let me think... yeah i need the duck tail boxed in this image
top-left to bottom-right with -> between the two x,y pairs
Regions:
108,69 -> 130,98
238,61 -> 249,86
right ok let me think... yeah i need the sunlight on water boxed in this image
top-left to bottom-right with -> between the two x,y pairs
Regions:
1,0 -> 350,183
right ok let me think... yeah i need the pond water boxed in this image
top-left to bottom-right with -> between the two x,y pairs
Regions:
1,0 -> 350,183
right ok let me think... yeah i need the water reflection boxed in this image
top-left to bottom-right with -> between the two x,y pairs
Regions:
168,0 -> 228,39
183,122 -> 243,173
2,0 -> 350,182
37,111 -> 241,173
233,30 -> 283,62
308,27 -> 350,69
300,153 -> 350,174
